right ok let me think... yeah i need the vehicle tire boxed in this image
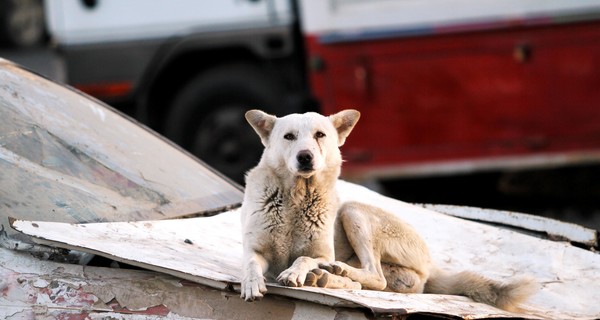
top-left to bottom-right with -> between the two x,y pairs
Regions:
165,64 -> 287,184
0,0 -> 45,48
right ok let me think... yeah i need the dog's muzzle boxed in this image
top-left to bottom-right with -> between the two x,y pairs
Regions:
296,150 -> 314,172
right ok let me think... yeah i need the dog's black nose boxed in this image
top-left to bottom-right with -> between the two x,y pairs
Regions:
297,150 -> 313,170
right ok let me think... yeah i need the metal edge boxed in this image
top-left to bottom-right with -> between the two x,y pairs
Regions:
8,217 -> 232,291
420,204 -> 598,248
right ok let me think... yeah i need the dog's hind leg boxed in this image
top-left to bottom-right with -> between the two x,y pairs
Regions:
305,268 -> 362,289
382,263 -> 425,293
323,202 -> 388,290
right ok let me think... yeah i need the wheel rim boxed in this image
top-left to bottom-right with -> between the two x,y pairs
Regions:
189,106 -> 262,183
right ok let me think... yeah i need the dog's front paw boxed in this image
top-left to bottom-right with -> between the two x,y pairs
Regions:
241,273 -> 267,301
277,266 -> 308,287
318,261 -> 349,277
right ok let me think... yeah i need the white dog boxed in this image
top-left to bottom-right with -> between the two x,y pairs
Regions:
240,109 -> 535,311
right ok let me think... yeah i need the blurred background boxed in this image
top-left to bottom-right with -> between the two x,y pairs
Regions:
2,0 -> 599,230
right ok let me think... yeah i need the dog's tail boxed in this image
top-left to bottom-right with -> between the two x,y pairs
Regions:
424,268 -> 537,311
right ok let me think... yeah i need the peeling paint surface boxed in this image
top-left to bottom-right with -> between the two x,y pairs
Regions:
0,60 -> 243,239
0,247 -> 346,319
11,181 -> 600,319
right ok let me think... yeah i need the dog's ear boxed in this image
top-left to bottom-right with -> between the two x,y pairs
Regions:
245,109 -> 276,146
329,109 -> 360,146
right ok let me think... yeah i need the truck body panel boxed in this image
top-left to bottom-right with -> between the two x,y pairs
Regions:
300,0 -> 600,179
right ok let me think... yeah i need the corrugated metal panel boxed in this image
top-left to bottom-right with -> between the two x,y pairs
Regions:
11,181 -> 600,319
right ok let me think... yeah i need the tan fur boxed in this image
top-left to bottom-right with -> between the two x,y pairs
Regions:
328,201 -> 536,311
240,110 -> 536,311
425,268 -> 537,311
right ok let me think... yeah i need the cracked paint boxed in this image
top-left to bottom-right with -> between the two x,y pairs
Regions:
0,249 -> 309,319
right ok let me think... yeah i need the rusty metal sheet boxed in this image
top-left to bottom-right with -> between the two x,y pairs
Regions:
0,58 -> 243,237
11,181 -> 600,319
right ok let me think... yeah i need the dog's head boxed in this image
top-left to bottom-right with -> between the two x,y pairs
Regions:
245,109 -> 360,178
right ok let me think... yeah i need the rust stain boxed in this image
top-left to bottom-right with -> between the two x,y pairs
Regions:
107,299 -> 170,316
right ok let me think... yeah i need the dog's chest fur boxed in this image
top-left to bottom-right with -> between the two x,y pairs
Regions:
257,178 -> 335,271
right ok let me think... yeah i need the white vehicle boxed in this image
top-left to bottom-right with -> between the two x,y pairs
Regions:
42,0 -> 600,188
44,0 -> 299,182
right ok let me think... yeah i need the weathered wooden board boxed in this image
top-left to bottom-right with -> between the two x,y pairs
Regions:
11,181 -> 600,319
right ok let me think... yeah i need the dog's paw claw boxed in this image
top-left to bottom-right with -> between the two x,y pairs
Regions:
277,271 -> 305,287
241,292 -> 263,302
241,275 -> 267,301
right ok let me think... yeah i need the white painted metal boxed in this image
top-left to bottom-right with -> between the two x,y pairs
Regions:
44,0 -> 293,45
11,181 -> 600,319
343,150 -> 600,180
0,58 -> 243,232
422,204 -> 598,247
300,0 -> 600,35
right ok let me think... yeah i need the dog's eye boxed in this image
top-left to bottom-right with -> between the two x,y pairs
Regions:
315,131 -> 326,139
284,133 -> 296,141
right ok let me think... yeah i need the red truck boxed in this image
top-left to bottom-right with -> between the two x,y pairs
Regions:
40,0 -> 600,184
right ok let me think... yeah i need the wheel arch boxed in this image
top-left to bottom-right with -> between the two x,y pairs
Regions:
143,47 -> 262,130
136,26 -> 302,133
